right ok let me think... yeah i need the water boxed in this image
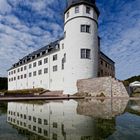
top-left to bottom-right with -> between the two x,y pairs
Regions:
0,99 -> 140,140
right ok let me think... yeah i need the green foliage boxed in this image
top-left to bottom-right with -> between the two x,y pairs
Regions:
123,75 -> 140,86
0,77 -> 8,90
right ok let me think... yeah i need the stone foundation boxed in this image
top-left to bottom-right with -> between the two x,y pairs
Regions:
77,77 -> 129,97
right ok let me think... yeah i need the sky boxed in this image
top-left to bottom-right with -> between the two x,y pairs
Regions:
0,0 -> 139,80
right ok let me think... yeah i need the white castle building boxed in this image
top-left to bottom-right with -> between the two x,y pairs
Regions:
8,0 -> 115,94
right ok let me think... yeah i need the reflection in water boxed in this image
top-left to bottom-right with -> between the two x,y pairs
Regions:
128,100 -> 140,116
77,99 -> 129,119
7,99 -> 128,140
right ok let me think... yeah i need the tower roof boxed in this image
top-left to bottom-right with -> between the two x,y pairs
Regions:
65,0 -> 99,16
67,0 -> 95,6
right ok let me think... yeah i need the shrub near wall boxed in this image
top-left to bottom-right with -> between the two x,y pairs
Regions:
4,88 -> 44,96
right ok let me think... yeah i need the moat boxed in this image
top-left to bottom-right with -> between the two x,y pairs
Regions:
0,99 -> 140,140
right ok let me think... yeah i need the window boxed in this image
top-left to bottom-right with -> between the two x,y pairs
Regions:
28,116 -> 31,121
38,127 -> 42,134
33,117 -> 36,122
44,130 -> 48,136
53,54 -> 57,61
38,70 -> 42,75
52,133 -> 57,140
53,65 -> 57,72
44,119 -> 48,125
64,31 -> 66,38
53,122 -> 57,128
24,74 -> 26,78
38,60 -> 42,66
81,49 -> 91,59
14,77 -> 16,80
29,64 -> 32,69
18,68 -> 20,72
21,75 -> 23,79
62,43 -> 64,49
101,60 -> 103,65
44,58 -> 48,64
18,76 -> 20,80
14,70 -> 16,74
86,6 -> 90,14
29,72 -> 32,77
44,68 -> 48,74
21,67 -> 23,71
81,25 -> 90,33
33,126 -> 36,131
33,71 -> 36,76
38,118 -> 42,124
33,62 -> 36,67
75,6 -> 79,13
24,66 -> 27,70
62,53 -> 66,70
66,11 -> 69,18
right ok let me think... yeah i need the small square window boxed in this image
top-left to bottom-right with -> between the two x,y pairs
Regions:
67,11 -> 69,18
44,58 -> 48,64
33,71 -> 36,76
53,54 -> 57,61
38,70 -> 42,75
24,66 -> 27,70
53,65 -> 57,72
29,73 -> 32,77
38,60 -> 42,66
44,68 -> 48,74
75,6 -> 79,13
29,64 -> 32,69
33,62 -> 36,67
81,49 -> 91,59
81,25 -> 90,33
86,7 -> 90,14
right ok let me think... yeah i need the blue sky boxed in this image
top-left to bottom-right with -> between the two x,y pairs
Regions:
0,0 -> 139,80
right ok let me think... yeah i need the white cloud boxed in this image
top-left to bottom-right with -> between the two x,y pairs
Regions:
0,0 -> 11,15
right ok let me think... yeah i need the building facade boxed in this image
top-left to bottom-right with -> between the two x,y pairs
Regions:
8,0 -> 115,94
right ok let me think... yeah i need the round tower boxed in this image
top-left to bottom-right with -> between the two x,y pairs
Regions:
63,0 -> 100,93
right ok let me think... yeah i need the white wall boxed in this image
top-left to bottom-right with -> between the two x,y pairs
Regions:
63,4 -> 99,93
8,4 -> 99,94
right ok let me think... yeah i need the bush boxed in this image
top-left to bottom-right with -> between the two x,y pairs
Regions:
4,88 -> 45,96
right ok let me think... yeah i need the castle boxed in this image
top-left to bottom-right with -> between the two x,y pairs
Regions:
8,0 -> 115,94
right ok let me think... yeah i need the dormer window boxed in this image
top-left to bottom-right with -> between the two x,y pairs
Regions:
75,6 -> 79,13
67,11 -> 69,18
86,7 -> 90,14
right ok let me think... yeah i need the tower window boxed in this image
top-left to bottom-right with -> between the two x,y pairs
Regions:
81,49 -> 91,59
86,7 -> 90,14
75,6 -> 79,13
81,25 -> 90,33
66,11 -> 69,18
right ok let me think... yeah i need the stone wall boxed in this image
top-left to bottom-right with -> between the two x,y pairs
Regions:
77,77 -> 129,97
